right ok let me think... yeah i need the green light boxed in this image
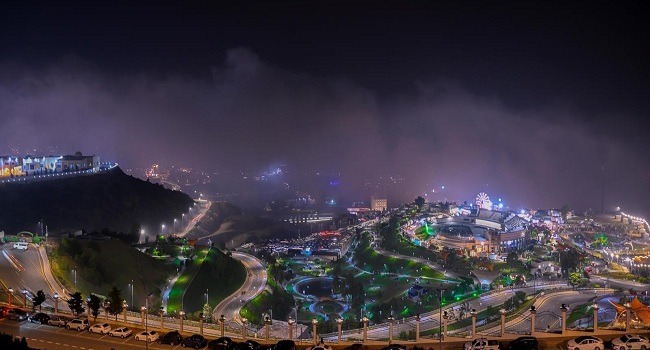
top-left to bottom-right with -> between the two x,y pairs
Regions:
455,296 -> 460,301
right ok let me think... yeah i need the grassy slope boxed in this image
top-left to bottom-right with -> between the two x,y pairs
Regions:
167,247 -> 246,315
50,239 -> 175,307
184,248 -> 246,314
166,247 -> 207,314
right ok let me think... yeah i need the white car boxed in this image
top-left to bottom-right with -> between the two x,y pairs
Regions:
13,242 -> 28,250
567,336 -> 604,350
109,327 -> 133,338
612,334 -> 650,350
135,330 -> 159,342
89,323 -> 111,334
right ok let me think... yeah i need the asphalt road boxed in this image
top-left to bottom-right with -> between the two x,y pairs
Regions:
0,243 -> 61,308
0,318 -> 184,350
213,252 -> 267,323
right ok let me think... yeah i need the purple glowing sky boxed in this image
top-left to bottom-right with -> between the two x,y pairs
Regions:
0,1 -> 648,215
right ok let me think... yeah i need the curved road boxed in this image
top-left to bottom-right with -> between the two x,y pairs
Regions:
213,252 -> 267,323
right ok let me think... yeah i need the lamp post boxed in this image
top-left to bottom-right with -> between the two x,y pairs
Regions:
220,315 -> 226,338
561,304 -> 568,335
362,315 -> 368,343
161,224 -> 165,237
123,301 -> 128,322
241,317 -> 247,340
160,307 -> 165,330
593,302 -> 599,332
471,309 -> 477,337
174,218 -> 177,234
144,295 -> 152,350
141,305 -> 146,326
8,287 -> 13,307
179,311 -> 185,333
130,280 -> 134,309
140,229 -> 145,243
288,317 -> 295,340
438,288 -> 444,350
336,317 -> 343,343
53,292 -> 59,313
312,318 -> 318,345
200,313 -> 205,335
388,314 -> 394,343
182,213 -> 185,227
22,289 -> 27,308
73,269 -> 77,291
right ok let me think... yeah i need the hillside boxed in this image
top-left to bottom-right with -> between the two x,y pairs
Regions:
50,238 -> 175,306
0,167 -> 194,234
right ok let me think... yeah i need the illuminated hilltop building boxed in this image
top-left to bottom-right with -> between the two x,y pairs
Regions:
0,152 -> 100,177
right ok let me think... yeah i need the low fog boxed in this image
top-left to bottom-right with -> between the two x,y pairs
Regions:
1,48 -> 647,215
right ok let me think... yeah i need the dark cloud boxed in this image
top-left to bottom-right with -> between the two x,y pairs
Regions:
0,48 -> 648,216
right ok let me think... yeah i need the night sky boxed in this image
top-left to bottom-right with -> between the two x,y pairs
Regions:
1,1 -> 648,215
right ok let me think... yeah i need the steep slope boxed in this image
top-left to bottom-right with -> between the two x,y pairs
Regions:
0,167 -> 194,234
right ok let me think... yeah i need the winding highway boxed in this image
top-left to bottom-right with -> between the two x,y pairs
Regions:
213,252 -> 267,323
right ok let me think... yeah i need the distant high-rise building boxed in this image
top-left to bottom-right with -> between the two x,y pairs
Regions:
371,196 -> 387,211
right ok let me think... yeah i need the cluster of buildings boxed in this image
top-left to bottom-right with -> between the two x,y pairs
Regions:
396,194 -> 570,260
0,152 -> 100,177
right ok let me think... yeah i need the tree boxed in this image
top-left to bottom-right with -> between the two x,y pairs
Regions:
32,290 -> 46,312
67,292 -> 85,316
568,272 -> 582,289
106,287 -> 124,321
202,303 -> 212,322
414,196 -> 425,208
88,294 -> 102,322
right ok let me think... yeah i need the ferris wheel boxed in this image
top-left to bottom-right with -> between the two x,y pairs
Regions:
476,192 -> 491,209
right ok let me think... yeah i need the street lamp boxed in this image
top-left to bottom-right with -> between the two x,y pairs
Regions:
8,287 -> 13,307
205,288 -> 209,304
173,218 -> 177,234
73,269 -> 77,291
140,229 -> 145,243
54,292 -> 59,313
130,280 -> 134,309
182,213 -> 185,227
161,224 -> 165,236
438,288 -> 445,350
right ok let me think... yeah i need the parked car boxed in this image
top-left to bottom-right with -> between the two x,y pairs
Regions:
567,336 -> 604,350
67,318 -> 90,331
159,331 -> 183,345
273,340 -> 296,350
28,312 -> 51,324
344,344 -> 368,350
612,334 -> 650,350
135,330 -> 160,342
109,327 -> 133,338
380,345 -> 407,350
465,338 -> 501,350
505,337 -> 540,350
7,308 -> 29,321
89,323 -> 112,334
47,315 -> 70,327
305,340 -> 332,350
47,315 -> 69,326
234,341 -> 262,350
182,334 -> 208,348
208,336 -> 235,350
